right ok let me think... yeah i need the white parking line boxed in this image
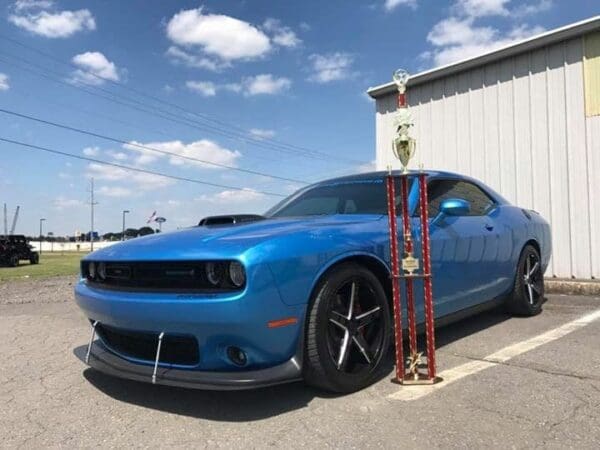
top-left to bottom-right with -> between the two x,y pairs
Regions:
388,309 -> 600,401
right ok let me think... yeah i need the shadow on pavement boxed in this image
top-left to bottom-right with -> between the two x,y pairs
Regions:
81,366 -> 325,421
76,305 -> 511,421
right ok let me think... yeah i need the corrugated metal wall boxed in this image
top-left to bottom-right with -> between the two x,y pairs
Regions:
375,35 -> 600,280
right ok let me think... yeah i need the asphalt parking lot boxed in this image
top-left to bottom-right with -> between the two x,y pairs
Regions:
1,277 -> 599,448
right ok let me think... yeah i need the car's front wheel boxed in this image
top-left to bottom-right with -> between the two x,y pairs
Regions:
303,263 -> 391,393
30,252 -> 39,264
506,244 -> 544,316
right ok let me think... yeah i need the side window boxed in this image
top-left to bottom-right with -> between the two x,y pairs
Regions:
419,179 -> 495,217
449,181 -> 495,215
426,180 -> 457,217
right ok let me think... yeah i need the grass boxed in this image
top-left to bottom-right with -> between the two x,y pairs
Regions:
0,252 -> 87,283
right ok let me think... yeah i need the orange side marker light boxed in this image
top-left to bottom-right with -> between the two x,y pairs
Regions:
267,317 -> 298,328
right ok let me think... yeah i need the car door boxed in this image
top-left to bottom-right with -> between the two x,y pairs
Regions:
417,178 -> 500,316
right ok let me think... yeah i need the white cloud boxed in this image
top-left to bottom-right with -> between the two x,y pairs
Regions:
423,1 -> 549,67
249,128 -> 276,140
186,80 -> 217,97
70,52 -> 121,85
82,146 -> 100,157
188,74 -> 290,97
263,18 -> 302,48
514,0 -> 553,16
166,7 -> 271,62
86,163 -> 174,189
106,150 -> 128,161
123,140 -> 241,169
13,1 -> 54,12
384,0 -> 418,11
308,53 -> 354,83
197,188 -> 265,204
53,196 -> 83,210
165,46 -> 228,71
454,0 -> 510,17
425,17 -> 544,66
0,73 -> 9,91
97,186 -> 133,197
243,74 -> 291,96
357,160 -> 377,173
8,6 -> 95,38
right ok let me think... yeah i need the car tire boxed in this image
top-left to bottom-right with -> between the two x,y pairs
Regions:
8,254 -> 19,267
30,252 -> 39,264
303,263 -> 391,393
506,244 -> 544,316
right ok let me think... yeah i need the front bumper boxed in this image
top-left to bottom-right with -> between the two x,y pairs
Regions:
79,339 -> 302,390
74,262 -> 306,386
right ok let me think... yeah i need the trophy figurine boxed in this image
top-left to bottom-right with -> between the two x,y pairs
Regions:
392,69 -> 416,174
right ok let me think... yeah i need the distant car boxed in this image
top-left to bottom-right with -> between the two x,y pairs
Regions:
75,170 -> 551,393
0,235 -> 39,267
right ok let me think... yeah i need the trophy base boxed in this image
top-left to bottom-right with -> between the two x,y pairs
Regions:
391,374 -> 443,385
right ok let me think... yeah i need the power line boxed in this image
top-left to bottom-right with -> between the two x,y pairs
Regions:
0,136 -> 288,197
0,108 -> 308,184
0,38 -> 367,165
0,51 -> 344,168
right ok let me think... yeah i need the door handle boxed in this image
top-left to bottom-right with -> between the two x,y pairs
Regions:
484,224 -> 494,231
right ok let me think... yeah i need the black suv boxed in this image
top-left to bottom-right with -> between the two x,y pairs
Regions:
0,235 -> 40,267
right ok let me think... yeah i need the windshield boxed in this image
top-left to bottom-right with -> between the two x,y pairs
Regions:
266,177 -> 411,218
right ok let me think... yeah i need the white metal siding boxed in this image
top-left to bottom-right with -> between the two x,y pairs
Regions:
374,36 -> 599,279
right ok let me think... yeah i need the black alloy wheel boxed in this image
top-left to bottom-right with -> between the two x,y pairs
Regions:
507,244 -> 544,316
304,263 -> 391,393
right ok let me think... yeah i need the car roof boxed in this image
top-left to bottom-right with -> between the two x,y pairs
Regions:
311,170 -> 509,205
315,169 -> 466,185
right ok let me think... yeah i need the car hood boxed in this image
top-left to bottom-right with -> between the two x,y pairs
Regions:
86,215 -> 384,261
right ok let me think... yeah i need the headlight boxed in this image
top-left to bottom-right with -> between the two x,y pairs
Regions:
228,261 -> 246,288
205,262 -> 224,286
88,261 -> 96,279
97,262 -> 106,280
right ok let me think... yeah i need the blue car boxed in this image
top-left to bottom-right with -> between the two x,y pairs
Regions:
75,170 -> 551,393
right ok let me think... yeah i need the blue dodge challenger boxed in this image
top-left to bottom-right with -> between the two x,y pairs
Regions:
75,170 -> 551,393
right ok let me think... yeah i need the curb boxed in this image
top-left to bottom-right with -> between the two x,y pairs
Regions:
545,279 -> 600,296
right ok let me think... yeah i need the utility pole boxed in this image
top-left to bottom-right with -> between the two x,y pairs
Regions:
89,178 -> 98,252
39,218 -> 46,255
122,210 -> 130,241
3,203 -> 7,236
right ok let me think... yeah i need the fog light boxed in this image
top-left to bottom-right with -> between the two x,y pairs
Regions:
228,261 -> 246,287
227,346 -> 247,366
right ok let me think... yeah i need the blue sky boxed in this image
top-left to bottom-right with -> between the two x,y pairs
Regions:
0,0 -> 596,236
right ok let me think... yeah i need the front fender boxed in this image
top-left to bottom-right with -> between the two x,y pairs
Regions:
264,227 -> 389,306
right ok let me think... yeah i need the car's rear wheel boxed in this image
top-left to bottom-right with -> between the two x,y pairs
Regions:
506,244 -> 544,316
30,252 -> 39,264
8,254 -> 19,267
303,263 -> 391,393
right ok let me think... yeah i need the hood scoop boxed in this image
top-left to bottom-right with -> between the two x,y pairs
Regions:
198,214 -> 265,227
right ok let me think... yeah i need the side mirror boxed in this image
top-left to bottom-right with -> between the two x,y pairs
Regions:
440,198 -> 470,216
432,198 -> 470,225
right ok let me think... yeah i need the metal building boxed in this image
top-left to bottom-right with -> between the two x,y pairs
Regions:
368,16 -> 600,281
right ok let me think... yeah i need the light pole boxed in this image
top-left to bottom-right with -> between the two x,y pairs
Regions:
122,210 -> 130,241
39,218 -> 46,255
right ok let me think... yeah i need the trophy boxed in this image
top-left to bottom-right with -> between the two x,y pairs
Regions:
385,69 -> 441,385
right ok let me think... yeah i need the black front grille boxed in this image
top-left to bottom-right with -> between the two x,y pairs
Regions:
96,324 -> 199,366
81,260 -> 243,292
